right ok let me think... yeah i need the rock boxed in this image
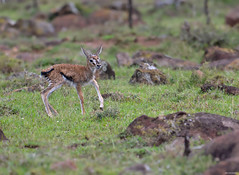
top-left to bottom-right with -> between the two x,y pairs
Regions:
0,129 -> 8,141
209,58 -> 239,70
96,60 -> 115,80
13,19 -> 55,37
225,6 -> 239,27
89,9 -> 125,24
51,14 -> 86,32
201,83 -> 217,92
24,144 -> 39,149
109,1 -> 128,11
225,59 -> 239,70
204,157 -> 239,175
204,131 -> 239,161
44,38 -> 69,47
89,8 -> 142,25
50,160 -> 77,171
219,84 -> 239,95
0,17 -> 19,38
121,112 -> 239,146
132,51 -> 199,70
201,83 -> 239,95
131,58 -> 156,68
116,52 -> 133,67
203,131 -> 239,175
203,46 -> 239,63
49,2 -> 79,20
129,66 -> 167,85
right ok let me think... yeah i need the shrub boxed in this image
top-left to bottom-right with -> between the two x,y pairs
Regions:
0,54 -> 24,74
180,23 -> 228,49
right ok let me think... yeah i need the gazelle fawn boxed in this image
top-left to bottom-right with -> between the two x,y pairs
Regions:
41,46 -> 104,117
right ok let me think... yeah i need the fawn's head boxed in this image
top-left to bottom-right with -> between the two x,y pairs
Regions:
81,46 -> 103,70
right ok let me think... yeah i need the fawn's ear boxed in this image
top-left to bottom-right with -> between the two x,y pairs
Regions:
96,45 -> 103,56
81,47 -> 91,58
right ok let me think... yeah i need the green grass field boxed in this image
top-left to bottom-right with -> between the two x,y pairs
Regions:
0,0 -> 239,174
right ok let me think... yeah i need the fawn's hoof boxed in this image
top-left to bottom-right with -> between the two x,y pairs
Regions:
100,107 -> 103,111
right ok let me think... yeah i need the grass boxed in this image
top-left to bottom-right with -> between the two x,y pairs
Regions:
0,0 -> 239,174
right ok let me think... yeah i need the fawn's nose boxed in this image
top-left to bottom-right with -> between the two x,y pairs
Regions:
97,64 -> 101,69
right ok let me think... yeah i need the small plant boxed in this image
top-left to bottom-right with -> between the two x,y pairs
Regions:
0,104 -> 19,116
0,54 -> 24,74
96,106 -> 120,120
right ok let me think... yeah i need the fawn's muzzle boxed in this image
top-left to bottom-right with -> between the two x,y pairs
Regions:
96,64 -> 101,69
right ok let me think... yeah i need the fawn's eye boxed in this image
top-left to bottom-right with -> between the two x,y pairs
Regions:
90,59 -> 93,63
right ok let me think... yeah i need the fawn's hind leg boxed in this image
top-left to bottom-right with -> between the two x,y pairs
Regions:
75,85 -> 85,115
41,82 -> 63,117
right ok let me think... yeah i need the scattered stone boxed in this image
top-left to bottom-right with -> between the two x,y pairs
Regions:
208,58 -> 239,70
0,17 -> 19,38
44,38 -> 69,47
204,130 -> 239,161
132,51 -> 199,70
67,142 -> 87,150
89,8 -> 142,25
225,6 -> 239,27
204,157 -> 239,175
203,46 -> 239,63
201,83 -> 217,92
50,160 -> 77,171
0,129 -> 8,141
201,83 -> 239,95
129,66 -> 167,85
203,131 -> 239,175
131,57 -> 156,68
121,112 -> 239,146
224,58 -> 239,70
24,144 -> 39,149
116,52 -> 133,67
96,60 -> 115,80
13,19 -> 55,37
139,63 -> 157,70
49,2 -> 79,20
219,84 -> 239,95
51,14 -> 86,32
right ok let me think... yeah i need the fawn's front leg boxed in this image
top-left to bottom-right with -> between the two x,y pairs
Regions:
76,85 -> 85,115
92,79 -> 104,110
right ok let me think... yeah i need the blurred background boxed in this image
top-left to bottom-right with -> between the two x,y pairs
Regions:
0,0 -> 239,78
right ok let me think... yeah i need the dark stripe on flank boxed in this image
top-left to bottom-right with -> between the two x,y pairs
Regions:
60,72 -> 73,82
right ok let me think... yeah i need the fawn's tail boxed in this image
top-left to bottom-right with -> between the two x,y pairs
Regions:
41,66 -> 54,77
